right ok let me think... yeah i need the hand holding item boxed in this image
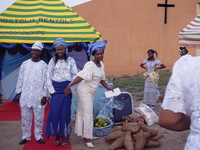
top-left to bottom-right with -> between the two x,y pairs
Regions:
18,93 -> 21,100
41,97 -> 47,105
106,87 -> 113,91
65,85 -> 72,95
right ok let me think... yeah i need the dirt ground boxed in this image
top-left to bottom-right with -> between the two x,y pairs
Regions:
0,98 -> 189,150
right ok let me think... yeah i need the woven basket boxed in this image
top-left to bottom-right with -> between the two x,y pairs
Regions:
93,118 -> 114,137
72,115 -> 113,136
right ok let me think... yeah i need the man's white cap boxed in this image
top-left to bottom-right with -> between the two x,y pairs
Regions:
32,40 -> 43,51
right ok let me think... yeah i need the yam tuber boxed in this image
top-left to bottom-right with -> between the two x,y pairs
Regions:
141,125 -> 159,137
150,134 -> 164,141
105,122 -> 163,150
121,123 -> 141,133
105,130 -> 125,143
145,140 -> 160,147
107,135 -> 125,150
133,129 -> 151,150
110,125 -> 122,133
124,131 -> 135,150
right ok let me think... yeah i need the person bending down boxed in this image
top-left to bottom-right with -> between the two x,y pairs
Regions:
65,40 -> 112,148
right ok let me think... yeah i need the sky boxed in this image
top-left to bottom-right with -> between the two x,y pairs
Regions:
0,0 -> 91,13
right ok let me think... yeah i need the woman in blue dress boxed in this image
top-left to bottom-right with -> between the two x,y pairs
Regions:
46,38 -> 78,147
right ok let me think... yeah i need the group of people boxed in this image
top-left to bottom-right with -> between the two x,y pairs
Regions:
16,38 -> 198,150
15,38 -> 112,148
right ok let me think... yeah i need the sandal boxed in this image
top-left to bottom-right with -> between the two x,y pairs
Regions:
85,142 -> 94,148
62,142 -> 68,147
60,136 -> 68,147
54,136 -> 60,146
54,140 -> 60,146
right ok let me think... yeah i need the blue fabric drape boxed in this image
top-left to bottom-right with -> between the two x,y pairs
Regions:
0,43 -> 18,49
0,42 -> 88,51
2,51 -> 31,79
0,49 -> 5,80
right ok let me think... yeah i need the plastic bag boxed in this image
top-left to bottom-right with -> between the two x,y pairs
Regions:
98,97 -> 125,119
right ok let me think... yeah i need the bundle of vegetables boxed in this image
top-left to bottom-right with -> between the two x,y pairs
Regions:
94,116 -> 110,127
122,113 -> 145,124
105,123 -> 164,150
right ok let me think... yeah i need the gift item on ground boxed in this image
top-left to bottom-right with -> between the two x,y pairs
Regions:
122,113 -> 145,124
94,116 -> 109,127
112,92 -> 133,124
134,103 -> 159,126
105,123 -> 164,150
98,97 -> 125,119
93,117 -> 114,137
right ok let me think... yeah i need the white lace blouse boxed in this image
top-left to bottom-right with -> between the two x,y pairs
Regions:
47,56 -> 78,94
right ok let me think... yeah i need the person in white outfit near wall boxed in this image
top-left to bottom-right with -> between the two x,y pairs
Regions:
16,40 -> 48,145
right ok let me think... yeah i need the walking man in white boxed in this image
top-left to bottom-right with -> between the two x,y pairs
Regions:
16,41 -> 48,145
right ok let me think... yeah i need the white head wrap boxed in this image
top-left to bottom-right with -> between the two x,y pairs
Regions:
32,40 -> 43,51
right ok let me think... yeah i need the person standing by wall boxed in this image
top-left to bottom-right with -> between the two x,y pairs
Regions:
159,54 -> 200,150
45,38 -> 78,147
65,40 -> 112,148
16,40 -> 47,145
140,49 -> 166,108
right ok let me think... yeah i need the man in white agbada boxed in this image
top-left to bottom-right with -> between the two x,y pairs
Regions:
159,54 -> 200,150
16,40 -> 48,145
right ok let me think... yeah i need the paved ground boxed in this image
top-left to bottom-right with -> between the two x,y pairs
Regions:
0,100 -> 189,150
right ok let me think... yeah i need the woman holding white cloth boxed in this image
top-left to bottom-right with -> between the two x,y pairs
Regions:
65,40 -> 112,148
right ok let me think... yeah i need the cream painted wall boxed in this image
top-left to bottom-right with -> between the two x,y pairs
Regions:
73,0 -> 199,76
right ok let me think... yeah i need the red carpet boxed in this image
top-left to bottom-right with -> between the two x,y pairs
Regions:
0,100 -> 72,150
0,100 -> 21,121
23,109 -> 72,150
23,102 -> 72,150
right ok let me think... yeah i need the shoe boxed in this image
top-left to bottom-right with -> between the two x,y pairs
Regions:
19,139 -> 28,145
54,140 -> 60,146
85,142 -> 94,148
92,136 -> 98,140
54,136 -> 60,146
62,142 -> 68,147
37,138 -> 45,144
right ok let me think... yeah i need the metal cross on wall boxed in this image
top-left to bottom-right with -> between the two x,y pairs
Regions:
157,0 -> 175,24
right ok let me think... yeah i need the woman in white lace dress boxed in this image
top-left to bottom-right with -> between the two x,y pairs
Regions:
46,38 -> 78,147
140,49 -> 166,108
159,54 -> 200,150
65,40 -> 112,148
